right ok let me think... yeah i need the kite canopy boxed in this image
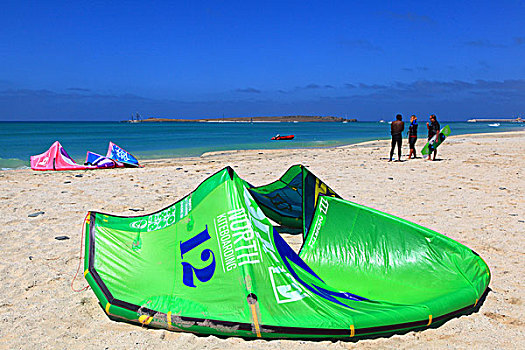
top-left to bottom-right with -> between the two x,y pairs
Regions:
106,141 -> 140,167
85,152 -> 124,169
30,141 -> 96,171
84,165 -> 490,339
31,141 -> 139,171
245,164 -> 339,236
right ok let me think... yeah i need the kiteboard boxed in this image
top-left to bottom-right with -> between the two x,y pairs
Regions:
421,125 -> 451,155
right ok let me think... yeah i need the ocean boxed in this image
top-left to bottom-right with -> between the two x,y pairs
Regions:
1,121 -> 523,170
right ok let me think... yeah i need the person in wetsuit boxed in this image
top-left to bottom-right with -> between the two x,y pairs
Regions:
389,114 -> 404,161
408,115 -> 418,159
426,114 -> 441,161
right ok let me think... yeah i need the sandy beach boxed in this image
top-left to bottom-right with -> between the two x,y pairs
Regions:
0,131 -> 523,349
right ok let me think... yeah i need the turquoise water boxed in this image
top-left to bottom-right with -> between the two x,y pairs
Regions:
1,121 -> 523,170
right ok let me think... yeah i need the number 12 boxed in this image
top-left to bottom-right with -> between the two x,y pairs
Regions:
180,225 -> 216,288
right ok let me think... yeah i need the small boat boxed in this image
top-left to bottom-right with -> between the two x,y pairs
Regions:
379,119 -> 385,123
488,123 -> 500,127
122,113 -> 142,123
271,134 -> 294,140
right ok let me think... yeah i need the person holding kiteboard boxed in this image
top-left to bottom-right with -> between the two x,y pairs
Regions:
389,114 -> 404,162
426,114 -> 440,161
407,115 -> 418,159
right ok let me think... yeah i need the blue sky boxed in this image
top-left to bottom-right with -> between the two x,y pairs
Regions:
1,0 -> 524,121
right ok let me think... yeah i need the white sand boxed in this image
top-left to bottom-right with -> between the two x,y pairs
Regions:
0,131 -> 523,349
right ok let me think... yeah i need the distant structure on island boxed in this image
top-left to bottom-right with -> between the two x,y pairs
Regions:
122,113 -> 142,123
467,117 -> 523,123
141,115 -> 358,123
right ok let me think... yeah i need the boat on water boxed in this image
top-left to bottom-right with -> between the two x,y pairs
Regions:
379,120 -> 385,123
123,113 -> 142,123
271,134 -> 295,140
488,123 -> 500,127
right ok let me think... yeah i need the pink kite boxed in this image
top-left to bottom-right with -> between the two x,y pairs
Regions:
31,141 -> 98,171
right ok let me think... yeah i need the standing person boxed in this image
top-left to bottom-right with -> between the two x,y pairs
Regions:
407,115 -> 418,159
426,114 -> 440,161
389,114 -> 404,162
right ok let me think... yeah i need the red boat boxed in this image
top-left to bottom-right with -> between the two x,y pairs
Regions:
271,134 -> 295,140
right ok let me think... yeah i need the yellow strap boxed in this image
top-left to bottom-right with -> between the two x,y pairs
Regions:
83,269 -> 89,277
350,324 -> 355,337
427,315 -> 432,326
167,311 -> 172,326
138,315 -> 153,325
249,304 -> 262,338
474,299 -> 478,307
105,302 -> 111,313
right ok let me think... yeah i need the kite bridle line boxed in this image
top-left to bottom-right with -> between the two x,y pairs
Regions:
70,212 -> 90,292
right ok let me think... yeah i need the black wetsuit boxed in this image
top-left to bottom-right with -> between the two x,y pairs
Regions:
408,121 -> 418,156
390,120 -> 404,160
428,121 -> 440,140
427,120 -> 441,156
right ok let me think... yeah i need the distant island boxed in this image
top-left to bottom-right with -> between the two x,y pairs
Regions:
141,115 -> 357,123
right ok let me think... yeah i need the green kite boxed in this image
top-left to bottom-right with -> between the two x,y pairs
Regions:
83,165 -> 490,339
